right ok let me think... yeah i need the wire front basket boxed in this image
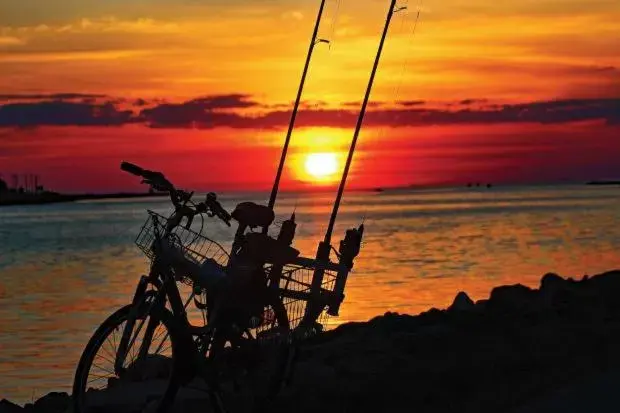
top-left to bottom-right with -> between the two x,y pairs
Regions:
135,210 -> 230,286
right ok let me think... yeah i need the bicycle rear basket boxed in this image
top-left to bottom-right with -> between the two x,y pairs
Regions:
264,260 -> 341,332
135,210 -> 230,285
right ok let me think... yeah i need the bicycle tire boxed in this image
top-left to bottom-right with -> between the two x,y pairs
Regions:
72,304 -> 180,413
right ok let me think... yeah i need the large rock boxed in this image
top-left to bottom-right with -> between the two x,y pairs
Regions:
488,284 -> 542,315
586,270 -> 620,293
31,392 -> 70,413
540,272 -> 604,318
449,291 -> 475,312
584,270 -> 620,315
540,272 -> 565,291
0,399 -> 23,413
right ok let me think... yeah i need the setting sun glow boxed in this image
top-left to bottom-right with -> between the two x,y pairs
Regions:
304,152 -> 339,182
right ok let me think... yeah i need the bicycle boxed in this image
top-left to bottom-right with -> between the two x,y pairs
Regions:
72,161 -> 364,413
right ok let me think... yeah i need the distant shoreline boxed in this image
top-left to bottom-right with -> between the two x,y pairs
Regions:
0,191 -> 167,207
1,181 -> 616,207
586,180 -> 620,186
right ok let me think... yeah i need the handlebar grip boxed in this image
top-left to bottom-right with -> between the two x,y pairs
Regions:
120,161 -> 145,177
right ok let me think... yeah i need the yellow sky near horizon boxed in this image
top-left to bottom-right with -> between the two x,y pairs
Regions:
1,0 -> 618,104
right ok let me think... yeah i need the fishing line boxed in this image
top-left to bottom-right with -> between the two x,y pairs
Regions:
350,0 -> 420,192
366,0 -> 424,159
393,0 -> 423,100
327,0 -> 343,50
397,0 -> 410,35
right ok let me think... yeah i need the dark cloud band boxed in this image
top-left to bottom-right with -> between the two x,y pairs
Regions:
0,94 -> 618,129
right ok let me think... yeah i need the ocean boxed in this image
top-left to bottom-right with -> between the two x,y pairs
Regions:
1,185 -> 619,403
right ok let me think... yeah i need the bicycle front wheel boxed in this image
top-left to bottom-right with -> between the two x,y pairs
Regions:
72,304 -> 178,413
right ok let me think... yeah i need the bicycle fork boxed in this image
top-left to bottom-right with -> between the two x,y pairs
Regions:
114,275 -> 152,375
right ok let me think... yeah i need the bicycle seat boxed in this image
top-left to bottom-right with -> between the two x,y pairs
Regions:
231,202 -> 275,228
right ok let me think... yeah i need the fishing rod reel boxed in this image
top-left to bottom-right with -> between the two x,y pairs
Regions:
338,223 -> 365,270
276,211 -> 297,246
325,222 -> 364,317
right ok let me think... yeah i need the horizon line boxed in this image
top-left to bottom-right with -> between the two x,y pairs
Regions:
42,179 -> 614,196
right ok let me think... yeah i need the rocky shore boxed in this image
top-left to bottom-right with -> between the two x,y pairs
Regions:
3,270 -> 620,413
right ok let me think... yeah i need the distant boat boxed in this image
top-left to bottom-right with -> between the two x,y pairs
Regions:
465,182 -> 492,189
373,187 -> 385,193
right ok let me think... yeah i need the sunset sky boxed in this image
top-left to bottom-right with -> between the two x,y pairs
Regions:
0,0 -> 618,193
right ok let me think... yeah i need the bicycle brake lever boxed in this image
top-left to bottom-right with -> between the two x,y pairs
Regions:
142,178 -> 166,192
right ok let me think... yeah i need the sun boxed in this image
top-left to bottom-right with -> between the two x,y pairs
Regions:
304,152 -> 339,181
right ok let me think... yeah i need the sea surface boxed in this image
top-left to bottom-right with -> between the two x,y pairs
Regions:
1,185 -> 619,403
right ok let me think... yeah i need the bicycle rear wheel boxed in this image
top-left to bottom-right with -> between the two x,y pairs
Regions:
208,297 -> 292,413
72,304 -> 178,413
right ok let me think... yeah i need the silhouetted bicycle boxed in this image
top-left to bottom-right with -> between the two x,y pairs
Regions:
72,162 -> 363,413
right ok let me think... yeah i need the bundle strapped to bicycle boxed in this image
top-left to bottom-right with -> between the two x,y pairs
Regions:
135,210 -> 230,289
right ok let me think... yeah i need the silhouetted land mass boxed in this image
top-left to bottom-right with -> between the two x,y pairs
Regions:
586,180 -> 620,186
3,270 -> 620,412
0,191 -> 167,207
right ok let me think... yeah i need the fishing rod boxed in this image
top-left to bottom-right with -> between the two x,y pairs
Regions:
322,0 -> 404,249
302,0 -> 405,324
265,0 -> 330,222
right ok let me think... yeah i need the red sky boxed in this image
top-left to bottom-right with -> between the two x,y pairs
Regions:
0,0 -> 619,193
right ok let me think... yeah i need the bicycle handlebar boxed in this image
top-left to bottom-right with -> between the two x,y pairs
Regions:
120,161 -> 144,176
121,161 -> 174,192
120,161 -> 231,227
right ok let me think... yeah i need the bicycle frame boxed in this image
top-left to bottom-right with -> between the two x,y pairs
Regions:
115,213 -> 219,377
120,209 -> 287,375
